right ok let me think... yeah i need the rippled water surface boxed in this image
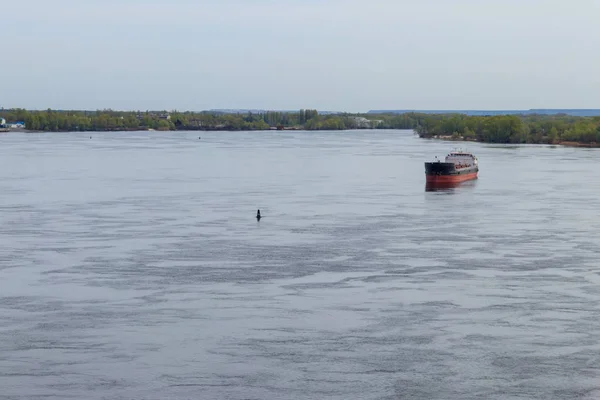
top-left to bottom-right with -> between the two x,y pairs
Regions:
2,130 -> 600,399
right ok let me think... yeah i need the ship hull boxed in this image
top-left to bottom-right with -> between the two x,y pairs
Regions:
425,172 -> 478,184
424,162 -> 478,184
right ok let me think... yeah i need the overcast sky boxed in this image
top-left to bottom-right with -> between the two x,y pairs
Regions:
4,0 -> 600,112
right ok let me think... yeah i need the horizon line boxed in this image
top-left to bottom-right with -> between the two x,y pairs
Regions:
3,107 -> 600,113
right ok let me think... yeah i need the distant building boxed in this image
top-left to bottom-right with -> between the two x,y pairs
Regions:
0,118 -> 5,126
136,113 -> 171,121
351,117 -> 376,129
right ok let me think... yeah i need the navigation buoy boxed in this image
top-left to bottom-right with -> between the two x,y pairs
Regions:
256,209 -> 261,221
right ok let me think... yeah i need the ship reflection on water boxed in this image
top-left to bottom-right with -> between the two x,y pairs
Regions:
425,179 -> 478,192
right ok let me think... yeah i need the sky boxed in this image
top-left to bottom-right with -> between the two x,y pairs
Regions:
3,0 -> 600,112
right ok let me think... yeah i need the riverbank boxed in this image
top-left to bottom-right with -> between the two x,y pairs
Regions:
0,108 -> 388,133
416,113 -> 600,146
427,135 -> 600,148
556,141 -> 600,148
3,126 -> 308,134
4,108 -> 600,145
5,129 -> 600,149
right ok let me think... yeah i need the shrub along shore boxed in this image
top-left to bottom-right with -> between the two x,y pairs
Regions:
2,108 -> 600,145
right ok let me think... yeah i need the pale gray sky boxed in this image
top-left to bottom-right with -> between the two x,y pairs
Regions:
4,0 -> 600,112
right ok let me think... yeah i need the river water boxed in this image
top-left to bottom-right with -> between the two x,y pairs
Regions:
1,130 -> 600,399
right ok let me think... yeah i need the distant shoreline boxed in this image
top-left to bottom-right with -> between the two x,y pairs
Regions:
3,109 -> 600,147
427,135 -> 600,148
6,129 -> 600,148
7,126 -> 314,134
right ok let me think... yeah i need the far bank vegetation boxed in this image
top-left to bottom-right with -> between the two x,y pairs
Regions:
2,108 -> 600,145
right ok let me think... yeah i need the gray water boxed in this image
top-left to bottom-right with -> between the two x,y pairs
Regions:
1,130 -> 600,400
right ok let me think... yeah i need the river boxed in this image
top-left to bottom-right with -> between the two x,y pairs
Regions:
1,130 -> 600,399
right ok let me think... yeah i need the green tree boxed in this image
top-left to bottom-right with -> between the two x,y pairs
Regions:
548,126 -> 559,143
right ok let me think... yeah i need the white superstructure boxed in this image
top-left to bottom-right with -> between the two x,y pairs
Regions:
445,151 -> 477,166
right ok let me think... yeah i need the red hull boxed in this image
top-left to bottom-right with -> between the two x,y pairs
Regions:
425,172 -> 478,184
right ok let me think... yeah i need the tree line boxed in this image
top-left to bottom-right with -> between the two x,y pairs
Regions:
2,108 -> 600,144
0,108 -> 435,132
0,108 -> 371,132
411,113 -> 600,144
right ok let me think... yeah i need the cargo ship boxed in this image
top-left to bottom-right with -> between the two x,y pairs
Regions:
425,150 -> 478,184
